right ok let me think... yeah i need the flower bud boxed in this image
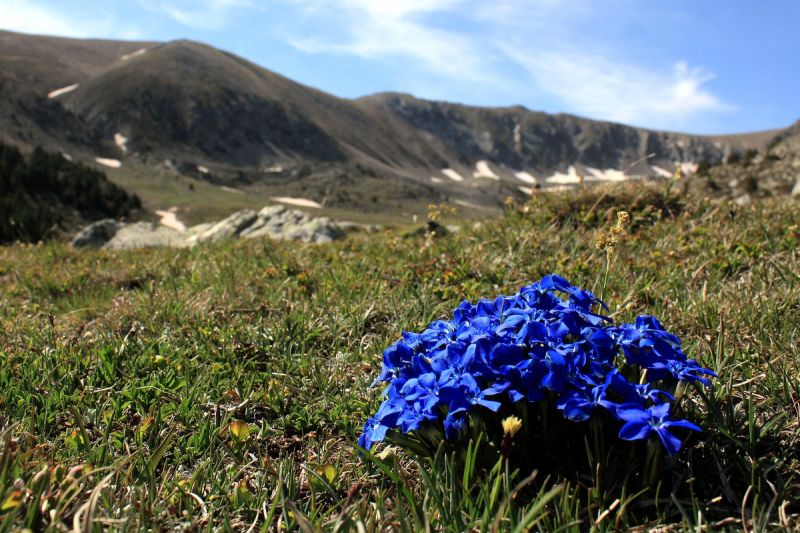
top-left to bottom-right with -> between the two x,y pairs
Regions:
501,416 -> 522,438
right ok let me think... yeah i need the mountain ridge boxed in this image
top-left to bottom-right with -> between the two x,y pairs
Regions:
0,30 -> 792,216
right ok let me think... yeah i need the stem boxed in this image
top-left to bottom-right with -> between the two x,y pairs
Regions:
644,440 -> 662,489
601,249 -> 612,302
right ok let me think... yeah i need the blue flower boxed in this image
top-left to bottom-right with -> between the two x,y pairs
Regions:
359,275 -> 714,456
358,402 -> 403,450
557,371 -> 620,421
439,373 -> 503,415
617,402 -> 702,455
608,372 -> 675,407
646,359 -> 717,387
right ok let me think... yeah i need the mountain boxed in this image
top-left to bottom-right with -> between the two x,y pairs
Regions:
689,119 -> 800,200
0,30 -> 788,217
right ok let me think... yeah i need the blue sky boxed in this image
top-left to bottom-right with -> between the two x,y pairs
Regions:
2,0 -> 798,134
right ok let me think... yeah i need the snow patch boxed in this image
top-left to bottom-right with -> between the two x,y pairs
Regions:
114,133 -> 128,153
197,165 -> 209,174
220,186 -> 243,195
61,153 -> 73,162
442,168 -> 464,182
47,83 -> 78,98
678,162 -> 698,174
430,177 -> 443,184
95,158 -> 122,168
518,186 -> 534,195
544,166 -> 629,185
473,160 -> 500,180
585,167 -> 627,182
263,165 -> 283,173
545,165 -> 581,185
271,197 -> 322,208
121,48 -> 147,61
514,171 -> 537,184
650,165 -> 673,178
155,208 -> 186,232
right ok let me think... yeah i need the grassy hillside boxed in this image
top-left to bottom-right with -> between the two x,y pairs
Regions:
102,161 -> 454,227
0,182 -> 798,530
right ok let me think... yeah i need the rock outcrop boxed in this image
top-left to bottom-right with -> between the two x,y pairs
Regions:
71,205 -> 345,249
690,121 -> 800,199
188,205 -> 345,245
105,222 -> 194,249
71,219 -> 119,248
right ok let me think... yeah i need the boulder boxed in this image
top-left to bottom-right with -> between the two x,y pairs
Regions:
189,210 -> 258,244
71,219 -> 118,248
105,222 -> 186,249
278,216 -> 346,243
72,205 -> 347,249
240,205 -> 345,243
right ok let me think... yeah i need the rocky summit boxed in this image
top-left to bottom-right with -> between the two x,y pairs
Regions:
71,205 -> 345,249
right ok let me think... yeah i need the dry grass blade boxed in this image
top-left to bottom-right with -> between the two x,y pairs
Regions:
73,472 -> 115,533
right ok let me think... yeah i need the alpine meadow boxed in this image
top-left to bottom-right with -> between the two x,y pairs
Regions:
1,4 -> 800,531
1,183 -> 799,530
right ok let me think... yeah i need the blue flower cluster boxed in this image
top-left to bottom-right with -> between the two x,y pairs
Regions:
360,275 -> 715,455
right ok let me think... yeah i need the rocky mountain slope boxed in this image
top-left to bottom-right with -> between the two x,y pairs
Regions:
689,120 -> 800,201
0,30 -> 787,215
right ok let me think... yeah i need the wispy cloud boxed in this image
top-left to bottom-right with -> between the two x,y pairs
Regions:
283,0 -> 731,129
148,0 -> 264,30
287,0 -> 490,82
501,47 -> 733,128
0,0 -> 120,38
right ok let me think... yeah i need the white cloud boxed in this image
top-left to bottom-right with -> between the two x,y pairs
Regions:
0,0 -> 109,37
287,0 -> 489,82
501,46 -> 732,128
151,0 -> 264,30
284,0 -> 731,129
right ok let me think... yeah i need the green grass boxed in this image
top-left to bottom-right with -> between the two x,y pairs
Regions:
0,182 -> 798,530
104,163 -> 269,225
105,162 -> 499,228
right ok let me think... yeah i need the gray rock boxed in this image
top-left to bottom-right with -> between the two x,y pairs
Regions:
105,222 -> 186,249
241,205 -> 345,243
71,219 -> 118,248
279,217 -> 346,243
184,222 -> 215,238
189,209 -> 258,244
73,205 -> 346,250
